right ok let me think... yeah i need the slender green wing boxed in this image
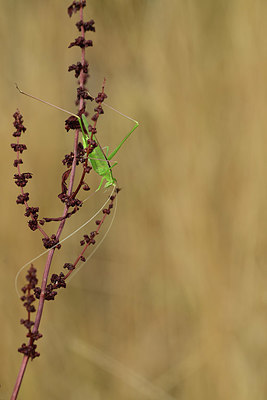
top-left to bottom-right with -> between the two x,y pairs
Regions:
81,114 -> 116,188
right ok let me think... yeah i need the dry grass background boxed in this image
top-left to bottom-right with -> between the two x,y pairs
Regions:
1,0 -> 267,398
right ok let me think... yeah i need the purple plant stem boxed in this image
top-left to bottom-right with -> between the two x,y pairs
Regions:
11,135 -> 79,400
10,356 -> 28,400
11,5 -> 87,398
79,6 -> 85,89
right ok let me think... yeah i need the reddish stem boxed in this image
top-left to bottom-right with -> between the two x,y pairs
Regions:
11,5 -> 86,398
11,132 -> 79,400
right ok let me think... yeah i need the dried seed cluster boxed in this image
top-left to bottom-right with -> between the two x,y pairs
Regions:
18,265 -> 42,360
11,111 -> 61,249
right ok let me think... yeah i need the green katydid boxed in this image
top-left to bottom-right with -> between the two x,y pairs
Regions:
15,84 -> 139,191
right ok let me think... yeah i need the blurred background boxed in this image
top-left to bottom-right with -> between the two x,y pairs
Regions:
2,0 -> 267,398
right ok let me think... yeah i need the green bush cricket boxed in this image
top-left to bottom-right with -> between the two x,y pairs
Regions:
15,84 -> 139,191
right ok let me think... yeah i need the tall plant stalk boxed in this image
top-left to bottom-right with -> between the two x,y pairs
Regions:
10,2 -> 119,398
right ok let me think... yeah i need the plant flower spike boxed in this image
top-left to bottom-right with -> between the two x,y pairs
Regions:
10,1 -> 139,399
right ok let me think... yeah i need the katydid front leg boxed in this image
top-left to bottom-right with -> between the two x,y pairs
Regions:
107,119 -> 139,161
